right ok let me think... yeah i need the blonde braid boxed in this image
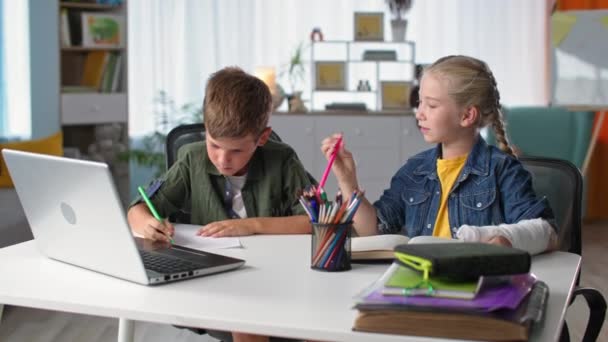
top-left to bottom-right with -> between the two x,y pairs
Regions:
492,108 -> 516,157
485,68 -> 516,157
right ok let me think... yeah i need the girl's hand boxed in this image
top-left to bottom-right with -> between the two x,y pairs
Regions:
320,133 -> 359,193
484,235 -> 512,247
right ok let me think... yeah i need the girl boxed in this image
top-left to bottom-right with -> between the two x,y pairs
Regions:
322,55 -> 556,255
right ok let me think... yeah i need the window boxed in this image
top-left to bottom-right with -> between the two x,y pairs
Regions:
0,0 -> 31,139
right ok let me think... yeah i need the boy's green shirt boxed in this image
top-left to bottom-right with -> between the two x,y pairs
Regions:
134,140 -> 313,224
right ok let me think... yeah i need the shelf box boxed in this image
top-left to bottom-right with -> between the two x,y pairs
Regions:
310,40 -> 415,111
61,93 -> 127,125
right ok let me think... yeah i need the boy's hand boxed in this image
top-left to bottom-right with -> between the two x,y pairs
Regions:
320,133 -> 359,193
127,203 -> 174,242
197,219 -> 255,237
138,217 -> 174,242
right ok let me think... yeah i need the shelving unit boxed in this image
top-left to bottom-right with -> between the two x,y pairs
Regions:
271,112 -> 424,202
62,46 -> 124,52
58,0 -> 129,203
310,40 -> 416,112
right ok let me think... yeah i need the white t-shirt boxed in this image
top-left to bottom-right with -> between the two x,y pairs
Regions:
226,175 -> 247,219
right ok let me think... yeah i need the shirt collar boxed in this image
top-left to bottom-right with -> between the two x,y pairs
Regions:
414,135 -> 490,178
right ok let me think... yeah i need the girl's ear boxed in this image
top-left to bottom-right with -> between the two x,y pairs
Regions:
257,127 -> 273,146
460,106 -> 479,128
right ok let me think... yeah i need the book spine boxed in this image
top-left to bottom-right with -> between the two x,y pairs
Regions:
61,9 -> 71,47
111,54 -> 123,92
67,10 -> 82,46
520,281 -> 549,324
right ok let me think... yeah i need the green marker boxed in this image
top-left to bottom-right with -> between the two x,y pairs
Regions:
137,186 -> 174,244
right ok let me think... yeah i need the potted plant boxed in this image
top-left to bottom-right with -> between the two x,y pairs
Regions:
386,0 -> 413,42
121,90 -> 202,177
280,42 -> 308,112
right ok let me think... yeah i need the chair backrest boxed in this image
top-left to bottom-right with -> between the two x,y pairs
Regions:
520,156 -> 582,256
485,106 -> 594,169
165,123 -> 283,170
165,123 -> 206,169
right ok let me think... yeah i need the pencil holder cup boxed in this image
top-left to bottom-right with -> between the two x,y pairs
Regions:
310,222 -> 352,272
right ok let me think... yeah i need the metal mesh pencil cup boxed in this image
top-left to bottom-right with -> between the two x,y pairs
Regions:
310,222 -> 352,272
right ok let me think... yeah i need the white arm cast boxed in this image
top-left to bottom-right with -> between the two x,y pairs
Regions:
456,218 -> 557,255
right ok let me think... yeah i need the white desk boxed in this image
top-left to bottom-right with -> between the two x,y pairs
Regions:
0,236 -> 580,342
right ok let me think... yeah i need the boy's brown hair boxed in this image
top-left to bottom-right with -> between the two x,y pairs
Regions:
203,67 -> 272,139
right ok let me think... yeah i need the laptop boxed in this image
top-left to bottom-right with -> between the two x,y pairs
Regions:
2,149 -> 245,285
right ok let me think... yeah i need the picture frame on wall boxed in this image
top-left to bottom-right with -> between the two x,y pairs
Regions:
81,12 -> 124,48
354,12 -> 384,41
381,81 -> 412,110
315,62 -> 346,90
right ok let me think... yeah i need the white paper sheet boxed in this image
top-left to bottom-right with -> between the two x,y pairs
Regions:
172,223 -> 242,250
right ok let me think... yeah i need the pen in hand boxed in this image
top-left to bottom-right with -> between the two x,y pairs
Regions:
137,186 -> 174,244
318,135 -> 343,198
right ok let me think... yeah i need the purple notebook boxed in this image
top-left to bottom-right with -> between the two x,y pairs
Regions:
361,273 -> 536,312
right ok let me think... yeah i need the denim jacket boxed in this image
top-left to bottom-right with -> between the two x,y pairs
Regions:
373,136 -> 554,238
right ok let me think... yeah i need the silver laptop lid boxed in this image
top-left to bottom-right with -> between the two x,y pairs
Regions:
2,149 -> 149,284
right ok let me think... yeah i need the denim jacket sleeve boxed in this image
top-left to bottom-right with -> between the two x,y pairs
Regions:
498,156 -> 554,224
373,163 -> 410,234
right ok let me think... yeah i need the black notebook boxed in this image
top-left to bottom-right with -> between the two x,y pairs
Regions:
353,281 -> 549,341
394,242 -> 531,281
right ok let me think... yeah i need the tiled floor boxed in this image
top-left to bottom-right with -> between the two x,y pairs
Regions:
566,220 -> 608,342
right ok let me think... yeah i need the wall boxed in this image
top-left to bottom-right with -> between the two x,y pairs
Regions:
28,0 -> 60,139
0,2 -> 5,135
557,0 -> 608,219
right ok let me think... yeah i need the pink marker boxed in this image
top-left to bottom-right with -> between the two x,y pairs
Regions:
317,136 -> 343,195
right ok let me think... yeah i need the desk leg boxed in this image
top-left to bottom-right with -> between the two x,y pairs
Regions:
118,318 -> 134,342
0,304 -> 4,322
582,111 -> 606,177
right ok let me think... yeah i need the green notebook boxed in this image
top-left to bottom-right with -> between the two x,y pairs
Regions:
383,265 -> 482,299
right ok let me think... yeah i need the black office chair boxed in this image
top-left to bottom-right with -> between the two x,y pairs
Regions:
520,156 -> 606,342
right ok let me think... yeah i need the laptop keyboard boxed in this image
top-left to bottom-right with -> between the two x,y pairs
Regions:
139,250 -> 202,274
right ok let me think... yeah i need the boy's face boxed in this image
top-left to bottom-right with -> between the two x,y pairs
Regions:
206,128 -> 271,176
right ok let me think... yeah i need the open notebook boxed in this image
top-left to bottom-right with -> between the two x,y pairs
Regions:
351,234 -> 461,260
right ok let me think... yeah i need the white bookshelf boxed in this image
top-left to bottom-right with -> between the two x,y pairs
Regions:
310,40 -> 416,111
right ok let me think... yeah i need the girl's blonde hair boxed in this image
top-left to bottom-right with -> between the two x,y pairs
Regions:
424,55 -> 514,157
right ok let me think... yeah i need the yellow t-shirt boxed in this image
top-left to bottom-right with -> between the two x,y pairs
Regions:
433,154 -> 468,238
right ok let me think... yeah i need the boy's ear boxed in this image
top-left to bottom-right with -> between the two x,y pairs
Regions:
257,127 -> 273,146
460,106 -> 479,128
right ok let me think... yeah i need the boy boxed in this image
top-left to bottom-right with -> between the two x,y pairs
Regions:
128,66 -> 313,241
128,67 -> 312,342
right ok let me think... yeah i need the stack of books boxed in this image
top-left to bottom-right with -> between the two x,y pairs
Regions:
80,51 -> 123,93
324,102 -> 367,111
352,243 -> 548,341
362,50 -> 397,61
